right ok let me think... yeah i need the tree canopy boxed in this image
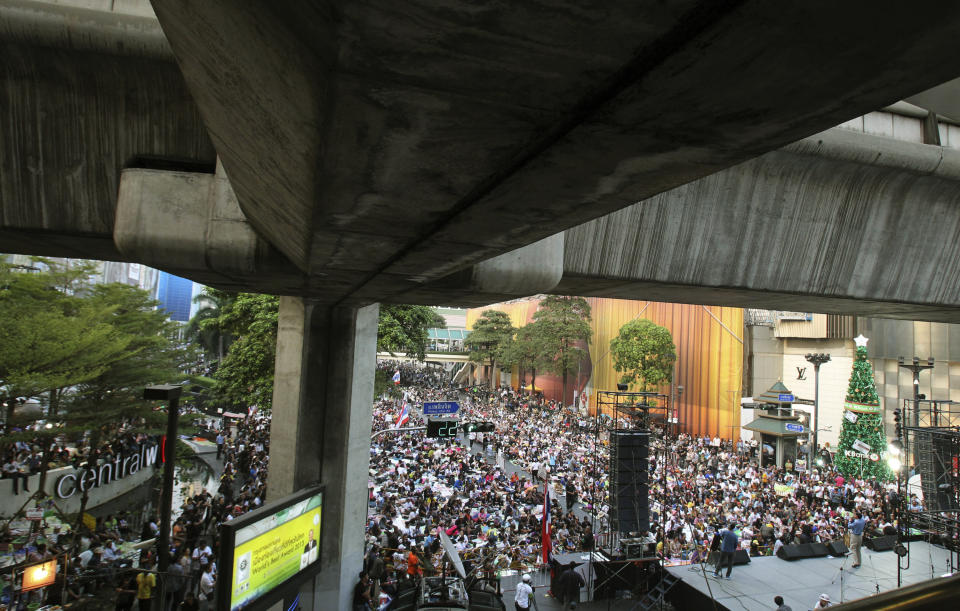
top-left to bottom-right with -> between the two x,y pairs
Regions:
377,304 -> 445,361
533,296 -> 592,403
0,257 -> 188,438
609,318 -> 676,390
206,292 -> 280,412
502,322 -> 545,391
61,283 -> 189,435
186,288 -> 236,366
464,310 -> 515,386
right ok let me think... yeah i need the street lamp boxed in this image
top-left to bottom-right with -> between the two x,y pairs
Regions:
898,356 -> 934,465
144,384 -> 182,572
805,353 -> 831,460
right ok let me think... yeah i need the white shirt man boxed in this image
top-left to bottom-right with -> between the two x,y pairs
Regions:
199,564 -> 216,609
515,574 -> 534,609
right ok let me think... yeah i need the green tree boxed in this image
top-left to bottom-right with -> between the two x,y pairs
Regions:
502,322 -> 544,393
465,310 -> 515,387
0,258 -> 130,432
834,337 -> 893,480
59,283 -> 189,520
211,293 -> 280,412
186,288 -> 236,366
378,304 -> 444,361
609,319 -> 677,391
534,296 -> 592,405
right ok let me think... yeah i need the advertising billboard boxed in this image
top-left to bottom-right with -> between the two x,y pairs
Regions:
218,486 -> 323,611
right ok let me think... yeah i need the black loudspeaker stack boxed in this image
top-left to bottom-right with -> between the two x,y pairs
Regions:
809,543 -> 829,558
610,430 -> 650,534
778,540 -> 850,560
866,535 -> 897,552
707,550 -> 751,566
776,544 -> 805,561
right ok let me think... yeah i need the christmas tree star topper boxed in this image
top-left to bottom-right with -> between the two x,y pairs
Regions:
854,334 -> 869,347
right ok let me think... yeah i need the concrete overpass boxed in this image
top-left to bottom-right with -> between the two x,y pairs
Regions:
5,1 -> 960,316
5,1 -> 960,607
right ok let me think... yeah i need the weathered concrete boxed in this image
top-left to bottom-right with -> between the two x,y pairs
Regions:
0,41 -> 214,262
3,2 -> 960,318
147,0 -> 960,306
553,128 -> 960,321
115,163 -> 305,293
268,298 -> 378,611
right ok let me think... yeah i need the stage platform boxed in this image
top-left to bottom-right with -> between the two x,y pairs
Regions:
666,541 -> 956,611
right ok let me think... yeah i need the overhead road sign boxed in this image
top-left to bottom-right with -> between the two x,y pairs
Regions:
423,401 -> 459,415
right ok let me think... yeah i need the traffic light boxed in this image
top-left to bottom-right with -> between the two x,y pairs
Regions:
463,422 -> 495,433
893,408 -> 902,439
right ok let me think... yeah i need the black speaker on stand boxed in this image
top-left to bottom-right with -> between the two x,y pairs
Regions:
610,431 -> 650,535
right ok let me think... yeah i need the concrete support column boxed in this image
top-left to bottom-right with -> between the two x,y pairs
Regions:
268,297 -> 378,610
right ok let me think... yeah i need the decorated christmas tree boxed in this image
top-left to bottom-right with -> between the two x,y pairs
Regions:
834,335 -> 893,480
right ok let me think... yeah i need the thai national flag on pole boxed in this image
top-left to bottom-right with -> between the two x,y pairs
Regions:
395,393 -> 410,427
541,478 -> 552,564
392,369 -> 401,384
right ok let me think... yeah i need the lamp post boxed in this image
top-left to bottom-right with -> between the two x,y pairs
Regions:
144,384 -> 182,572
805,353 -> 831,460
898,356 -> 934,466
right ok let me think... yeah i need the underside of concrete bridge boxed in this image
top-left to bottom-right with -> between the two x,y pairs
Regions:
4,1 -> 960,319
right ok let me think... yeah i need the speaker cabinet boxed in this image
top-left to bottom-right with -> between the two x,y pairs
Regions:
610,431 -> 650,534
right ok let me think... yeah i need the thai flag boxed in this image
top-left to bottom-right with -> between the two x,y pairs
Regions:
392,369 -> 401,384
541,478 -> 552,564
396,395 -> 410,427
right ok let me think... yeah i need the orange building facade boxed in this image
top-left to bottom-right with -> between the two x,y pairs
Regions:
466,297 -> 744,439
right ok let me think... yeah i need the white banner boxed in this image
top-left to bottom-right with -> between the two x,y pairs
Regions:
844,411 -> 858,423
852,439 -> 871,454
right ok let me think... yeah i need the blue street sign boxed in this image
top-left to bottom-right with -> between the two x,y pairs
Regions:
423,401 -> 460,415
778,393 -> 795,402
785,423 -> 804,433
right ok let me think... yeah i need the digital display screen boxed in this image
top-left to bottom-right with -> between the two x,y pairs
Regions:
220,487 -> 323,611
426,418 -> 460,438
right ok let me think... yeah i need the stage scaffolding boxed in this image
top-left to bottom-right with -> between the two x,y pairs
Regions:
579,390 -> 681,602
901,398 -> 960,574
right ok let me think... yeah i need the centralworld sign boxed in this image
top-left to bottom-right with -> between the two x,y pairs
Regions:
55,441 -> 162,499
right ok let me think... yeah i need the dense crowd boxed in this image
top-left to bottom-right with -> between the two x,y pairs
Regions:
362,375 -> 926,603
2,424 -> 158,496
159,411 -> 272,610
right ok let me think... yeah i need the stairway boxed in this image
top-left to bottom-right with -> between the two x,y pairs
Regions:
633,571 -> 681,611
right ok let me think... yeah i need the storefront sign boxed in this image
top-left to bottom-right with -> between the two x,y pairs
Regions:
55,442 -> 160,499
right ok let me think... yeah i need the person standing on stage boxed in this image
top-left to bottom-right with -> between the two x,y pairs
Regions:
713,524 -> 739,579
848,512 -> 867,568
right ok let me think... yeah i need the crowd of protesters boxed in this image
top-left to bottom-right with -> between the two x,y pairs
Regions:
361,369 -> 925,608
2,359 -> 928,609
2,425 -> 158,496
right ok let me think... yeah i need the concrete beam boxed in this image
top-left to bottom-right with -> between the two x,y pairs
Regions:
0,0 -> 169,59
0,42 -> 214,262
149,0 -> 960,306
556,128 -> 960,322
402,234 -> 564,306
114,165 -> 306,292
